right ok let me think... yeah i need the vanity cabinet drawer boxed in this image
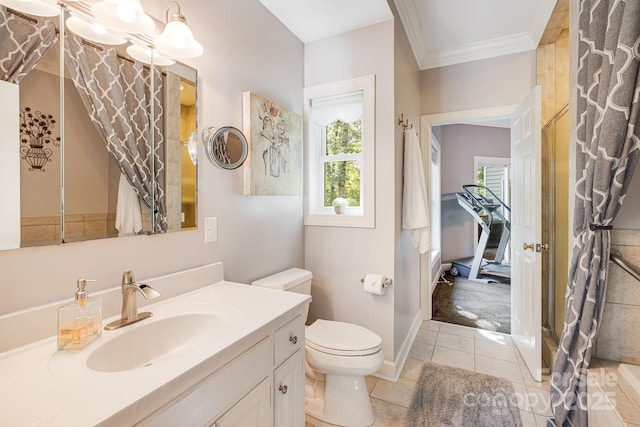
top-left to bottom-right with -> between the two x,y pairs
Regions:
274,316 -> 304,365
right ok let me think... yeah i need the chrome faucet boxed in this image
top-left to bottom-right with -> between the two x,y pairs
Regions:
105,269 -> 160,330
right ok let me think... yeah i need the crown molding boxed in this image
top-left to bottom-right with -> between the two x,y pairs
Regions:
393,0 -> 430,70
420,33 -> 536,70
394,0 -> 552,71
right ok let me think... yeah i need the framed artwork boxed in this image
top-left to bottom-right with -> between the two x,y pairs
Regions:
242,92 -> 302,195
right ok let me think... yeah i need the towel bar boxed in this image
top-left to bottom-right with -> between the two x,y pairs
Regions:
610,251 -> 640,282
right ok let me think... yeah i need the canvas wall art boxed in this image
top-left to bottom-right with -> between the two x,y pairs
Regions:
242,92 -> 302,195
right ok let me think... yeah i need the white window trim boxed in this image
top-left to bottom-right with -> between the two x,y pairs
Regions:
430,133 -> 442,267
303,75 -> 375,228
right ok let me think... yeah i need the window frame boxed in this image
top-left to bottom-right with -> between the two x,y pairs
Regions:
303,75 -> 375,228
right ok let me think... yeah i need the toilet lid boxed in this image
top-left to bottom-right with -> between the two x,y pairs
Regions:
306,319 -> 382,356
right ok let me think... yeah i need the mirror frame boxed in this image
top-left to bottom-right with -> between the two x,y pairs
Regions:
203,126 -> 248,170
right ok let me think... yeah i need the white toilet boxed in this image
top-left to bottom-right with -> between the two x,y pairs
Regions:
252,268 -> 383,427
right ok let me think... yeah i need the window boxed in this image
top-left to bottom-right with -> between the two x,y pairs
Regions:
303,75 -> 375,227
474,156 -> 510,221
474,156 -> 511,261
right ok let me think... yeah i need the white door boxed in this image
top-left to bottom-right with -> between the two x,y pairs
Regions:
511,86 -> 543,381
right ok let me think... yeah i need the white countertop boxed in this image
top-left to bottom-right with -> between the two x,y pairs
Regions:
0,281 -> 310,426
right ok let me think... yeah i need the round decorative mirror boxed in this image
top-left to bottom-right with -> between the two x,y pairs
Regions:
202,126 -> 248,170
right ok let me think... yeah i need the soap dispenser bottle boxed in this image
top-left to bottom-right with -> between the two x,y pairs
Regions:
57,279 -> 102,351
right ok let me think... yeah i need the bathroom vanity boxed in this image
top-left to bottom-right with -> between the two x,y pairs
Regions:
0,263 -> 310,426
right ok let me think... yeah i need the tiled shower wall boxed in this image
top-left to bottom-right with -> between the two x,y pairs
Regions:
537,28 -> 570,125
21,213 -> 117,246
594,229 -> 640,364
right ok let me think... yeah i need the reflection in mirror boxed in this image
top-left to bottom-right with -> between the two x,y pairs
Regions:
162,66 -> 197,231
63,26 -> 165,239
0,4 -> 198,250
203,126 -> 248,170
0,7 -> 62,248
180,77 -> 197,229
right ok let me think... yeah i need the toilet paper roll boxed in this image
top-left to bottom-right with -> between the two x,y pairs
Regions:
363,274 -> 386,296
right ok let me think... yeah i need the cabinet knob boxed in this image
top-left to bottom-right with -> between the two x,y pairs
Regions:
289,335 -> 298,345
279,384 -> 288,395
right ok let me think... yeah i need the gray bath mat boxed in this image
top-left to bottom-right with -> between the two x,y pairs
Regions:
406,362 -> 522,427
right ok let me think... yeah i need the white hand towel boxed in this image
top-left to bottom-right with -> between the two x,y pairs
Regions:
402,128 -> 431,254
115,172 -> 142,235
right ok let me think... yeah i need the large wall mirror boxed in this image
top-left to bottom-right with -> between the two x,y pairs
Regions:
0,2 -> 198,251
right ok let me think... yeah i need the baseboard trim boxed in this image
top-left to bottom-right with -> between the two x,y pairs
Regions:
374,311 -> 423,382
430,263 -> 447,294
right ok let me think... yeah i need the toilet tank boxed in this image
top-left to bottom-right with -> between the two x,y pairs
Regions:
251,268 -> 312,294
252,268 -> 313,320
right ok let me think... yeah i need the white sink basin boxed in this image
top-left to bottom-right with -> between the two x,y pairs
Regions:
87,313 -> 224,372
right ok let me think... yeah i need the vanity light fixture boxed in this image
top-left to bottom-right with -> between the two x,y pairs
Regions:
0,0 -> 59,16
125,44 -> 175,66
91,0 -> 154,34
154,1 -> 203,59
66,15 -> 127,45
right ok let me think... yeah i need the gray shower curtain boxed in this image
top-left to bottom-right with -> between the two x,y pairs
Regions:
0,6 -> 57,84
549,1 -> 640,426
64,34 -> 167,232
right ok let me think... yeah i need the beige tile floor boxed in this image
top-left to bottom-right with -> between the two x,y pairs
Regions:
305,320 -> 552,427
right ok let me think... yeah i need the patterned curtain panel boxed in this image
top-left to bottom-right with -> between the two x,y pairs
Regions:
549,1 -> 640,426
0,6 -> 57,84
64,34 -> 167,232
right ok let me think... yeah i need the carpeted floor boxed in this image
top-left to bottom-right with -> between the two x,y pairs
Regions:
406,362 -> 522,427
432,273 -> 511,334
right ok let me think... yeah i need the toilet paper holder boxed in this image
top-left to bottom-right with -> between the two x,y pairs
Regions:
360,276 -> 393,288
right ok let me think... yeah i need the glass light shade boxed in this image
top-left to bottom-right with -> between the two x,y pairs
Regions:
91,0 -> 154,34
66,16 -> 127,45
126,44 -> 175,66
0,0 -> 59,17
155,20 -> 203,59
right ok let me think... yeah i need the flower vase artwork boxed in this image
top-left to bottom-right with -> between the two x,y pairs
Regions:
242,92 -> 302,195
19,107 -> 60,172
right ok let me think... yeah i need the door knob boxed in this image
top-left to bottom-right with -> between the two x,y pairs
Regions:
523,243 -> 549,252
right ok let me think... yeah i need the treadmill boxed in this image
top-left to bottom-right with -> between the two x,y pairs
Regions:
449,185 -> 511,283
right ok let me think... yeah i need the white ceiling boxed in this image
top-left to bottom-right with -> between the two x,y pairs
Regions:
258,0 -> 558,70
258,0 -> 393,44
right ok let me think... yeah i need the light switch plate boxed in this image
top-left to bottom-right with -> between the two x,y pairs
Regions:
204,217 -> 217,242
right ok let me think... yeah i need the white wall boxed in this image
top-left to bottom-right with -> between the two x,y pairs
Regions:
0,0 -> 305,323
304,20 -> 397,368
438,124 -> 510,262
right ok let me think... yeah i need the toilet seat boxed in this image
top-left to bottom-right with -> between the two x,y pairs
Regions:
306,319 -> 382,356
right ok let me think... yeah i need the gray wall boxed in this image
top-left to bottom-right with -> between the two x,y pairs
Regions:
421,51 -> 536,114
1,0 -> 305,316
304,20 -> 398,369
391,0 -> 423,357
